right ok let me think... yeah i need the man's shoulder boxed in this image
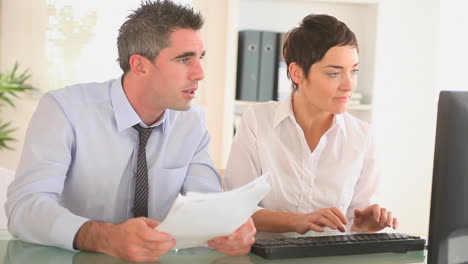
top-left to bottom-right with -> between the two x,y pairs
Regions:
48,79 -> 116,105
166,104 -> 207,128
186,103 -> 205,117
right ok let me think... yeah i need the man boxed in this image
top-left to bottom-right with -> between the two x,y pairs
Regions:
5,0 -> 255,262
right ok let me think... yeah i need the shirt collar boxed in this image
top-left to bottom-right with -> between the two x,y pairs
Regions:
273,94 -> 347,139
273,95 -> 295,128
331,113 -> 347,139
111,76 -> 168,133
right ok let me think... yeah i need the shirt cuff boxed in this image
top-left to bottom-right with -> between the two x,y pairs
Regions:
50,211 -> 89,251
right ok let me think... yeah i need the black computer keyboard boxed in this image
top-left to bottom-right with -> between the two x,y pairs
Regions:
251,232 -> 426,259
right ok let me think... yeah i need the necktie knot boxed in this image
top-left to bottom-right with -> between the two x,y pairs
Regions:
133,125 -> 153,146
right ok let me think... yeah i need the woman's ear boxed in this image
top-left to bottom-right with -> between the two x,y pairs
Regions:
288,62 -> 305,86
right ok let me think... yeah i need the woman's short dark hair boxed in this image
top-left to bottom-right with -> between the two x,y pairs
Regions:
117,0 -> 204,73
283,14 -> 358,89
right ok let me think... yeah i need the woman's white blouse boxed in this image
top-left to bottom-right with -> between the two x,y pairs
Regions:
224,97 -> 380,224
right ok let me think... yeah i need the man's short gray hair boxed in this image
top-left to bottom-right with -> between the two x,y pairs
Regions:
117,0 -> 204,73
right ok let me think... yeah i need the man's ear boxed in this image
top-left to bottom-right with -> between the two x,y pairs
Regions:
128,54 -> 149,76
288,62 -> 305,86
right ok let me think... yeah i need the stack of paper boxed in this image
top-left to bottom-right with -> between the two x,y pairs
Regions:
156,173 -> 271,249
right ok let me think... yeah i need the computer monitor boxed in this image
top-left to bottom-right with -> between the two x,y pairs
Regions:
428,91 -> 468,264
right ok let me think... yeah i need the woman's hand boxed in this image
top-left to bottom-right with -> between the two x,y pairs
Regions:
351,204 -> 399,232
292,207 -> 348,234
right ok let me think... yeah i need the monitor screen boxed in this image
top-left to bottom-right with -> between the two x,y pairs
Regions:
428,91 -> 468,264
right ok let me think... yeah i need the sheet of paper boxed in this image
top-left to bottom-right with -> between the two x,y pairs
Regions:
156,173 -> 271,249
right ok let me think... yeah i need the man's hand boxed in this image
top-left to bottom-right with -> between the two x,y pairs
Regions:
292,207 -> 348,234
207,217 -> 256,256
351,204 -> 399,232
74,218 -> 175,262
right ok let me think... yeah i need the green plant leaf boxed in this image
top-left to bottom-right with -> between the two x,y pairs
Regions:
0,121 -> 16,150
0,93 -> 15,107
9,62 -> 19,80
18,72 -> 32,84
0,62 -> 36,150
0,120 -> 13,129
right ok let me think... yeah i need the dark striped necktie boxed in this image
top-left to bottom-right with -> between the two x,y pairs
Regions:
133,124 -> 154,218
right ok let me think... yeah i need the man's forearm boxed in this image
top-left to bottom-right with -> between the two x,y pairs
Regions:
73,221 -> 116,253
6,193 -> 89,250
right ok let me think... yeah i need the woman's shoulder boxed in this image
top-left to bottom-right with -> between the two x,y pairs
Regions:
247,100 -> 280,112
341,112 -> 373,136
235,100 -> 282,136
242,100 -> 281,122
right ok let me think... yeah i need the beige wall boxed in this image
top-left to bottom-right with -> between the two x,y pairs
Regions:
193,0 -> 238,168
372,0 -> 439,234
0,0 -> 45,170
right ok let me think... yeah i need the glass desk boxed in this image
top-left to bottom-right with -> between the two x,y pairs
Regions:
0,230 -> 426,264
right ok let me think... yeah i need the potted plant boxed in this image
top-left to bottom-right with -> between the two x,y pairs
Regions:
0,62 -> 35,150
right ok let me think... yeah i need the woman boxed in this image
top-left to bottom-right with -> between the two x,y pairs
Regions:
224,14 -> 398,234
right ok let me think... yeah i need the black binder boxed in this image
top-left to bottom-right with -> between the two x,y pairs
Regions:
236,30 -> 261,101
258,31 -> 279,102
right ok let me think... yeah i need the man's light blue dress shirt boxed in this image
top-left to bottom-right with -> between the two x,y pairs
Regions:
5,78 -> 222,251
